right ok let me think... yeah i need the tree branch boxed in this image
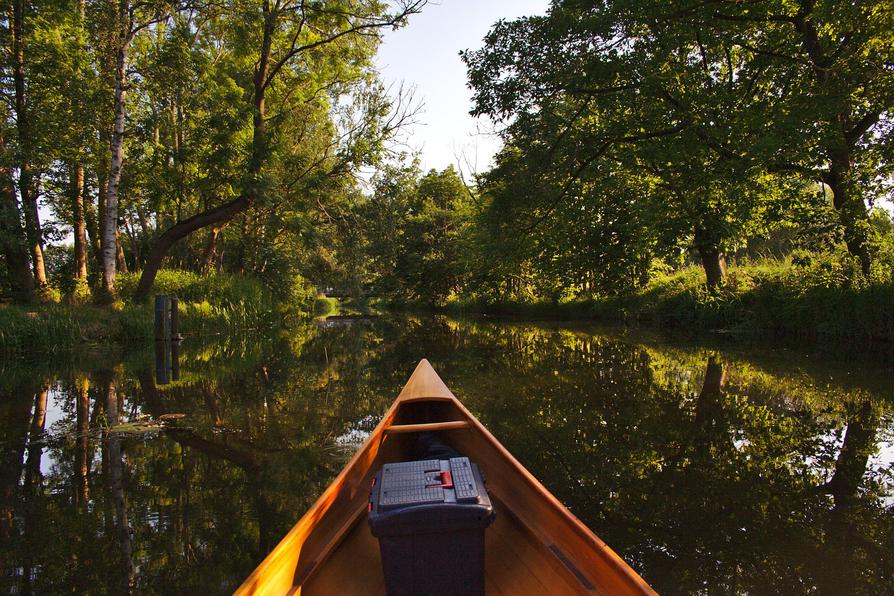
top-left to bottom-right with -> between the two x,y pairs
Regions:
262,1 -> 426,90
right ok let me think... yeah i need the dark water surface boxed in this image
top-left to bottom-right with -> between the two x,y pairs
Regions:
1,315 -> 892,594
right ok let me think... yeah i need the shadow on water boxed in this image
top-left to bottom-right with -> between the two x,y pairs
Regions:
0,315 -> 891,593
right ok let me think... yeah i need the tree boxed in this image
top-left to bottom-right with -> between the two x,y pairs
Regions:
476,118 -> 661,297
30,0 -> 106,299
463,0 -> 893,288
359,163 -> 474,304
7,0 -> 49,289
67,0 -> 91,292
701,0 -> 894,274
463,2 -> 774,289
95,0 -> 183,299
0,112 -> 34,299
131,0 -> 427,300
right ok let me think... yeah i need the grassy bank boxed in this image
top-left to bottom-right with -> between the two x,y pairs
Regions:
442,255 -> 894,342
0,269 -> 308,355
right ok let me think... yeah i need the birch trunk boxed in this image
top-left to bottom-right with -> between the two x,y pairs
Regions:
91,164 -> 107,276
102,375 -> 135,592
102,5 -> 131,299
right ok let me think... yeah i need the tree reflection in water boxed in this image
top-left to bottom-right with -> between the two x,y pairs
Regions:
0,317 -> 890,593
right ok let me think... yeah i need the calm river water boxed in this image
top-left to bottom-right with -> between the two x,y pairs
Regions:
1,315 -> 892,594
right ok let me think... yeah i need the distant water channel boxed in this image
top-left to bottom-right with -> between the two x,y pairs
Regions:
1,315 -> 892,593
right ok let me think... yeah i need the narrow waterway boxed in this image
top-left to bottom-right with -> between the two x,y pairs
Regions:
1,315 -> 891,593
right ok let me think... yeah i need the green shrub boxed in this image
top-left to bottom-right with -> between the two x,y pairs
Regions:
313,295 -> 340,317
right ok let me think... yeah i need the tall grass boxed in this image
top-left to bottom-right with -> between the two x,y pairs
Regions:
0,304 -> 151,354
1,269 -> 299,356
442,252 -> 894,342
606,252 -> 894,340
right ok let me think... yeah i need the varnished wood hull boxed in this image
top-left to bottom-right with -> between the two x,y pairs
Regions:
236,359 -> 655,595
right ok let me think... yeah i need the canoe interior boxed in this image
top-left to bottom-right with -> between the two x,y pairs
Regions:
304,494 -> 594,596
238,378 -> 653,595
302,399 -> 595,595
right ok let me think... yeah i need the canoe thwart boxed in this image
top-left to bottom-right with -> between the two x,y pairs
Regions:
384,420 -> 471,434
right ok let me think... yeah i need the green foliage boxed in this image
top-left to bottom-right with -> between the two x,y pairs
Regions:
460,0 -> 894,291
357,163 -> 475,305
437,246 -> 894,342
0,0 -> 425,306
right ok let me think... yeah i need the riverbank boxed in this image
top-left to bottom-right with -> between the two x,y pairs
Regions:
0,270 -> 309,355
439,257 -> 894,342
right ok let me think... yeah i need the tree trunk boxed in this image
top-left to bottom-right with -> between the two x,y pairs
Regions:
700,248 -> 727,290
102,8 -> 131,299
116,226 -> 128,273
695,229 -> 727,291
0,383 -> 35,575
814,401 -> 879,594
71,164 -> 88,282
74,376 -> 90,510
0,123 -> 34,301
12,0 -> 47,288
68,0 -> 88,290
792,12 -> 874,275
135,196 -> 251,298
91,166 -> 107,276
823,152 -> 871,275
202,381 -> 224,428
199,224 -> 223,274
823,400 -> 877,507
101,373 -> 135,592
20,385 -> 48,595
24,386 -> 48,489
695,356 -> 726,429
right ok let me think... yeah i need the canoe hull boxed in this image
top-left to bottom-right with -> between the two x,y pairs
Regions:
236,359 -> 654,595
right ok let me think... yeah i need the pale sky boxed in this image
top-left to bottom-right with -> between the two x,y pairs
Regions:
374,0 -> 550,176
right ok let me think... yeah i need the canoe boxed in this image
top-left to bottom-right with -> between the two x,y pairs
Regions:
236,359 -> 655,595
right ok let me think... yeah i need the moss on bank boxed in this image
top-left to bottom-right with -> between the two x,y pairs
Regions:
441,256 -> 894,342
0,269 -> 311,355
